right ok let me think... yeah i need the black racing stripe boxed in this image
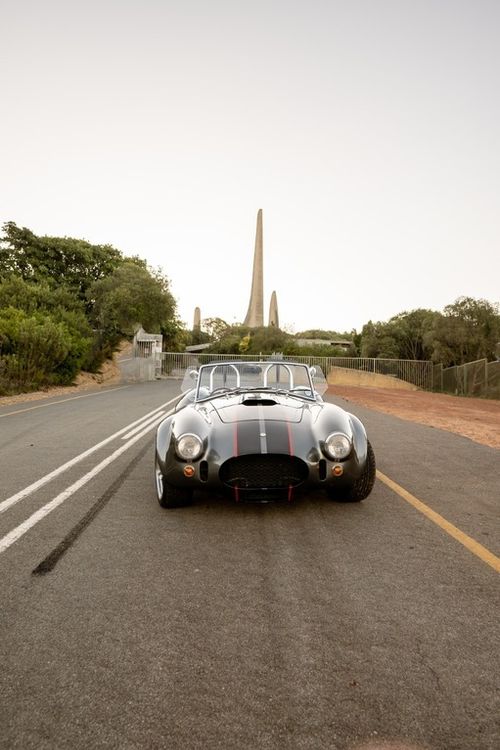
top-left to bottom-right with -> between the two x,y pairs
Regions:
236,420 -> 261,454
264,419 -> 290,454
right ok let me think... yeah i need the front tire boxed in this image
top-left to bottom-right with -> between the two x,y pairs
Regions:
328,441 -> 376,503
155,459 -> 192,508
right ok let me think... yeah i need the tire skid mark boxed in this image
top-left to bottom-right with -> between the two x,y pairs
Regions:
32,442 -> 150,576
0,414 -> 165,556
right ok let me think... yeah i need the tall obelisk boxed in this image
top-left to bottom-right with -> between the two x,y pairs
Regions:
243,209 -> 264,327
193,306 -> 201,331
268,291 -> 279,328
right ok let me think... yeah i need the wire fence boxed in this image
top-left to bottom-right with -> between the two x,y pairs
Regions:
122,351 -> 500,398
434,359 -> 500,398
157,353 -> 434,390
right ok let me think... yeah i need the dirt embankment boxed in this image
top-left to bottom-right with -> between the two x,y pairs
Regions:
330,385 -> 500,450
0,343 -> 129,407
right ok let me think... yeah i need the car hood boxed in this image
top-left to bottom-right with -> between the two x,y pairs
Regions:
210,392 -> 307,424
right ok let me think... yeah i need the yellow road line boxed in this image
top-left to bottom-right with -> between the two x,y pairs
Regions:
0,386 -> 129,418
377,470 -> 500,574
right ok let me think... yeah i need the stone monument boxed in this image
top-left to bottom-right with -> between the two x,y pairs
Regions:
243,209 -> 264,327
268,291 -> 279,327
193,306 -> 201,330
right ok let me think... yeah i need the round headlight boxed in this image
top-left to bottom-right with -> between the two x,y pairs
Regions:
324,432 -> 351,460
176,433 -> 203,460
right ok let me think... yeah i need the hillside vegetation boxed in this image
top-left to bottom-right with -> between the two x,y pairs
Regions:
0,222 -> 184,395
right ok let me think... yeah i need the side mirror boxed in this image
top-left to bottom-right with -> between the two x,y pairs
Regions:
189,370 -> 199,381
309,366 -> 317,379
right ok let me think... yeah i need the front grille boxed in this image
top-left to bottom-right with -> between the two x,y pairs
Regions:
219,454 -> 308,489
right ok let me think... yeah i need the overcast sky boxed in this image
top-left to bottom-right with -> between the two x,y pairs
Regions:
1,0 -> 499,333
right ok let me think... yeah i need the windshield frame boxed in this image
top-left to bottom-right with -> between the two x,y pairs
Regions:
188,361 -> 324,402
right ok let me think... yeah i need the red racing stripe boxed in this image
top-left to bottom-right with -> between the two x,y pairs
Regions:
287,420 -> 294,502
286,421 -> 294,455
233,423 -> 240,502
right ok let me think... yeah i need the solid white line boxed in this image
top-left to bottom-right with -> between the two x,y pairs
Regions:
0,387 -> 129,418
121,411 -> 166,440
0,415 -> 166,555
0,396 -> 179,515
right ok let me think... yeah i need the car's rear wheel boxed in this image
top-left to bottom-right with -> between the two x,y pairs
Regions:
155,459 -> 192,508
327,441 -> 376,503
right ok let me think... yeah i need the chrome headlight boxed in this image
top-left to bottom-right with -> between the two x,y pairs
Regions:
324,432 -> 352,460
176,433 -> 203,460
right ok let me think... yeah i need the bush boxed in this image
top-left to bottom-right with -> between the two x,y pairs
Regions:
0,307 -> 88,394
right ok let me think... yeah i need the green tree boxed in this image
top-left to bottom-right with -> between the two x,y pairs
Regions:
0,222 -> 188,387
0,277 -> 93,375
359,321 -> 401,359
89,260 -> 178,343
386,309 -> 440,360
201,318 -> 230,340
360,310 -> 439,360
430,297 -> 500,366
295,329 -> 339,339
0,307 -> 77,393
187,328 -> 211,346
0,222 -> 123,305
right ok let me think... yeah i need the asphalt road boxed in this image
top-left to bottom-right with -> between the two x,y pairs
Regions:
0,380 -> 498,750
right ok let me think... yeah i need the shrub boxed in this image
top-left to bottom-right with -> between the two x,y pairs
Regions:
0,307 -> 86,394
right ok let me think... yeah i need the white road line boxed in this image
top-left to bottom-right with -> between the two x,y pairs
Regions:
0,387 -> 129,418
0,396 -> 179,515
0,415 -> 166,555
121,411 -> 166,440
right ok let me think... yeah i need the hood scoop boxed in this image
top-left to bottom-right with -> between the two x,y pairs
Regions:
242,397 -> 277,406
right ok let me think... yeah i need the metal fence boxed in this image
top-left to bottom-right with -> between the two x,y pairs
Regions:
125,351 -> 500,398
436,359 -> 500,398
157,353 -> 434,390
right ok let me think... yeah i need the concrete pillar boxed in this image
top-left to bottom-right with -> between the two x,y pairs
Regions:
243,209 -> 264,327
268,291 -> 279,327
193,306 -> 201,330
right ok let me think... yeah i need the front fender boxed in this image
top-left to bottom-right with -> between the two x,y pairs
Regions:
156,415 -> 175,461
347,412 -> 369,465
156,408 -> 211,463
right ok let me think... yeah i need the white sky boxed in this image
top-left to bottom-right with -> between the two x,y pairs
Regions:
1,0 -> 499,333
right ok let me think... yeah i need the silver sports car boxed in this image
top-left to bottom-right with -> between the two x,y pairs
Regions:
155,360 -> 376,508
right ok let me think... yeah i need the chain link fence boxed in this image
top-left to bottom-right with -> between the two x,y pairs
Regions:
435,359 -> 500,398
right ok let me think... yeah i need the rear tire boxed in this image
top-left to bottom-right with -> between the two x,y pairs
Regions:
328,441 -> 376,503
155,459 -> 192,508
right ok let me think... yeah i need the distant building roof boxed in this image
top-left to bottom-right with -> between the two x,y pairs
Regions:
295,339 -> 354,349
185,343 -> 212,353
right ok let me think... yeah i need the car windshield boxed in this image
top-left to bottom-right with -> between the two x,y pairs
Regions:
181,361 -> 327,401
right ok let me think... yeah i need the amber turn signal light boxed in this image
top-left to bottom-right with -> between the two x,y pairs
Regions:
332,465 -> 343,477
183,465 -> 195,478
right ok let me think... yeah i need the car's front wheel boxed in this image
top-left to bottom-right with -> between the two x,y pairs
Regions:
327,441 -> 376,503
155,458 -> 193,508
